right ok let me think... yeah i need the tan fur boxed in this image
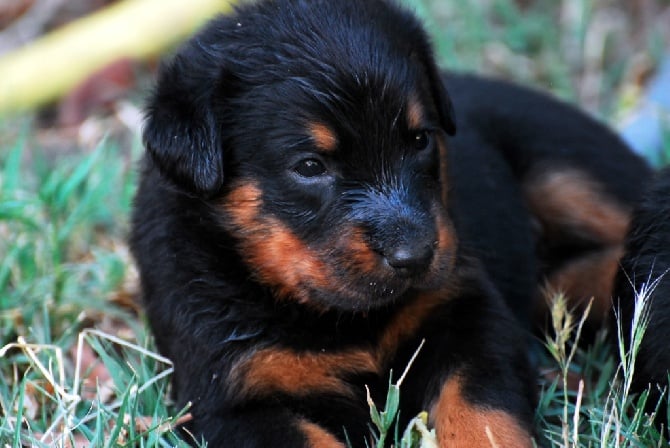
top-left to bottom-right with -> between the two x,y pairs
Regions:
406,94 -> 426,129
308,122 -> 338,153
231,347 -> 378,399
545,245 -> 624,320
525,169 -> 630,244
223,182 -> 332,303
431,375 -> 533,448
298,420 -> 347,448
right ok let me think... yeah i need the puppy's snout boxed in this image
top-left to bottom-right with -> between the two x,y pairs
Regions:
354,184 -> 440,278
385,243 -> 434,277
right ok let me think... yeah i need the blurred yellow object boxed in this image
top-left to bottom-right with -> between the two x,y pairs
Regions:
0,0 -> 235,115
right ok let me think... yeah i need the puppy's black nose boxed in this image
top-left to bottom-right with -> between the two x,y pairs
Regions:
386,244 -> 433,277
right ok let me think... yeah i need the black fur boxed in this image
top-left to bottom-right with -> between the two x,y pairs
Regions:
613,167 -> 670,428
131,0 -> 650,446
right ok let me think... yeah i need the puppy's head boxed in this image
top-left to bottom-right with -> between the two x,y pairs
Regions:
143,0 -> 458,311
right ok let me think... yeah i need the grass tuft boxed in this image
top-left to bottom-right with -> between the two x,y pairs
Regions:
0,136 -> 192,446
536,283 -> 668,447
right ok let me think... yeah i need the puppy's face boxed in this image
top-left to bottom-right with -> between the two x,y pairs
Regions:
143,0 -> 458,311
221,76 -> 457,310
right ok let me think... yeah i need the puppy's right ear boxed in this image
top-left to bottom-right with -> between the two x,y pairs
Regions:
143,40 -> 232,197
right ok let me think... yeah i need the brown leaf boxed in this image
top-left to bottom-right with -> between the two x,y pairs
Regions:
0,0 -> 35,30
135,413 -> 193,433
69,343 -> 114,402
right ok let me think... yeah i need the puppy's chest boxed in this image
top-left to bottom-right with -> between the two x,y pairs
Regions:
228,291 -> 450,402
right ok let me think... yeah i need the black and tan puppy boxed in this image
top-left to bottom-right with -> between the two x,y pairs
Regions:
130,0 -> 650,446
613,167 -> 670,428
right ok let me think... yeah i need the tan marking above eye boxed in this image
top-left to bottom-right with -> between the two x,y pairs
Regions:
308,122 -> 338,153
406,94 -> 426,130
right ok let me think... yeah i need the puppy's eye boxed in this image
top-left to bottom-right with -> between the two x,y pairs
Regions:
294,159 -> 326,177
412,131 -> 431,151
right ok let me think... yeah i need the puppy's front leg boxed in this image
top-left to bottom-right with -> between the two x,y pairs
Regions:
192,407 -> 347,448
399,265 -> 536,447
431,374 -> 533,447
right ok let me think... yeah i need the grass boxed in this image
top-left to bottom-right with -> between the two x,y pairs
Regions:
0,134 -> 191,446
537,297 -> 667,447
412,0 -> 670,119
1,0 -> 670,446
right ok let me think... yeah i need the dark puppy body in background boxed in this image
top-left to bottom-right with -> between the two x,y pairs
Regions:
613,168 -> 670,427
130,0 -> 650,446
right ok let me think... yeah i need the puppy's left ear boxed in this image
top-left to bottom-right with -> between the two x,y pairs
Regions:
409,37 -> 456,207
413,45 -> 457,136
425,61 -> 456,136
142,34 -> 234,197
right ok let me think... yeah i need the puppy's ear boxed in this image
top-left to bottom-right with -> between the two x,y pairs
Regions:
413,44 -> 456,136
424,59 -> 456,136
143,41 -> 232,196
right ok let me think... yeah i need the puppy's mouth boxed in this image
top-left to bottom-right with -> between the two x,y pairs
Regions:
301,217 -> 457,310
300,246 -> 456,311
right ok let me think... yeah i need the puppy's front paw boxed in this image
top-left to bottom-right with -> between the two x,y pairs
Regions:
432,376 -> 533,448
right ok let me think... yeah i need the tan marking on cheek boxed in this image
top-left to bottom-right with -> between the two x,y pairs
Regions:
525,170 -> 631,244
343,227 -> 379,274
308,122 -> 338,153
431,376 -> 533,448
406,94 -> 426,129
298,420 -> 346,448
231,348 -> 378,400
223,182 -> 264,230
254,220 -> 334,302
430,211 -> 458,281
222,182 -> 332,303
436,213 -> 457,254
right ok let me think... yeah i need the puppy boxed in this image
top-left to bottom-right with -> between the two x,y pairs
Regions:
130,0 -> 650,446
613,167 -> 670,429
